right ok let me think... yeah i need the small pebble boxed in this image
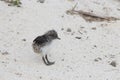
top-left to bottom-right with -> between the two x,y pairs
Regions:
94,45 -> 97,48
89,75 -> 92,78
61,59 -> 64,61
94,59 -> 98,62
66,28 -> 71,32
94,57 -> 102,62
61,28 -> 64,31
22,39 -> 26,41
38,0 -> 45,3
17,32 -> 19,34
39,76 -> 42,79
2,51 -> 9,55
61,15 -> 64,18
91,27 -> 96,30
75,37 -> 81,39
71,32 -> 75,35
2,61 -> 5,63
110,61 -> 117,67
15,72 -> 22,77
14,59 -> 17,62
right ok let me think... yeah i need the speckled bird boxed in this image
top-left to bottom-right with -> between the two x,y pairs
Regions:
32,30 -> 60,65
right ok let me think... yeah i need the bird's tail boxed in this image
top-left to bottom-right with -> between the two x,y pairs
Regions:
32,42 -> 41,54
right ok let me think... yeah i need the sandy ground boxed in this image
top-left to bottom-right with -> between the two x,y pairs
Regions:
0,0 -> 120,80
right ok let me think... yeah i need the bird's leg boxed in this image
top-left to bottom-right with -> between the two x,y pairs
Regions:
45,54 -> 55,65
42,56 -> 48,65
42,55 -> 55,66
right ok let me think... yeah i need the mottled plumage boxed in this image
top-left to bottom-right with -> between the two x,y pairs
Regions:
32,30 -> 60,65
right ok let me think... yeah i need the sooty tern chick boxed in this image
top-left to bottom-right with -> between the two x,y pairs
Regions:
32,30 -> 60,66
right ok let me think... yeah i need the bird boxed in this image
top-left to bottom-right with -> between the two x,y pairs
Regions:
32,30 -> 60,66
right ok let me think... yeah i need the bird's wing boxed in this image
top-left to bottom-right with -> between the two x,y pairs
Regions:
33,36 -> 48,46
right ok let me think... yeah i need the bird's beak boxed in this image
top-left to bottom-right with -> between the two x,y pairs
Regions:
57,37 -> 61,40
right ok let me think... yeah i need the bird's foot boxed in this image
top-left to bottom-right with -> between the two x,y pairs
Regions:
42,55 -> 55,66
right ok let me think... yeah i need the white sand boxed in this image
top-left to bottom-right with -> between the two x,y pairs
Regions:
0,0 -> 120,80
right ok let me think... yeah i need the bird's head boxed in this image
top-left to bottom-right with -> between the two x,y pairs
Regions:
45,30 -> 60,40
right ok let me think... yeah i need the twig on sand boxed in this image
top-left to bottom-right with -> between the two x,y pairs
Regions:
66,4 -> 120,22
